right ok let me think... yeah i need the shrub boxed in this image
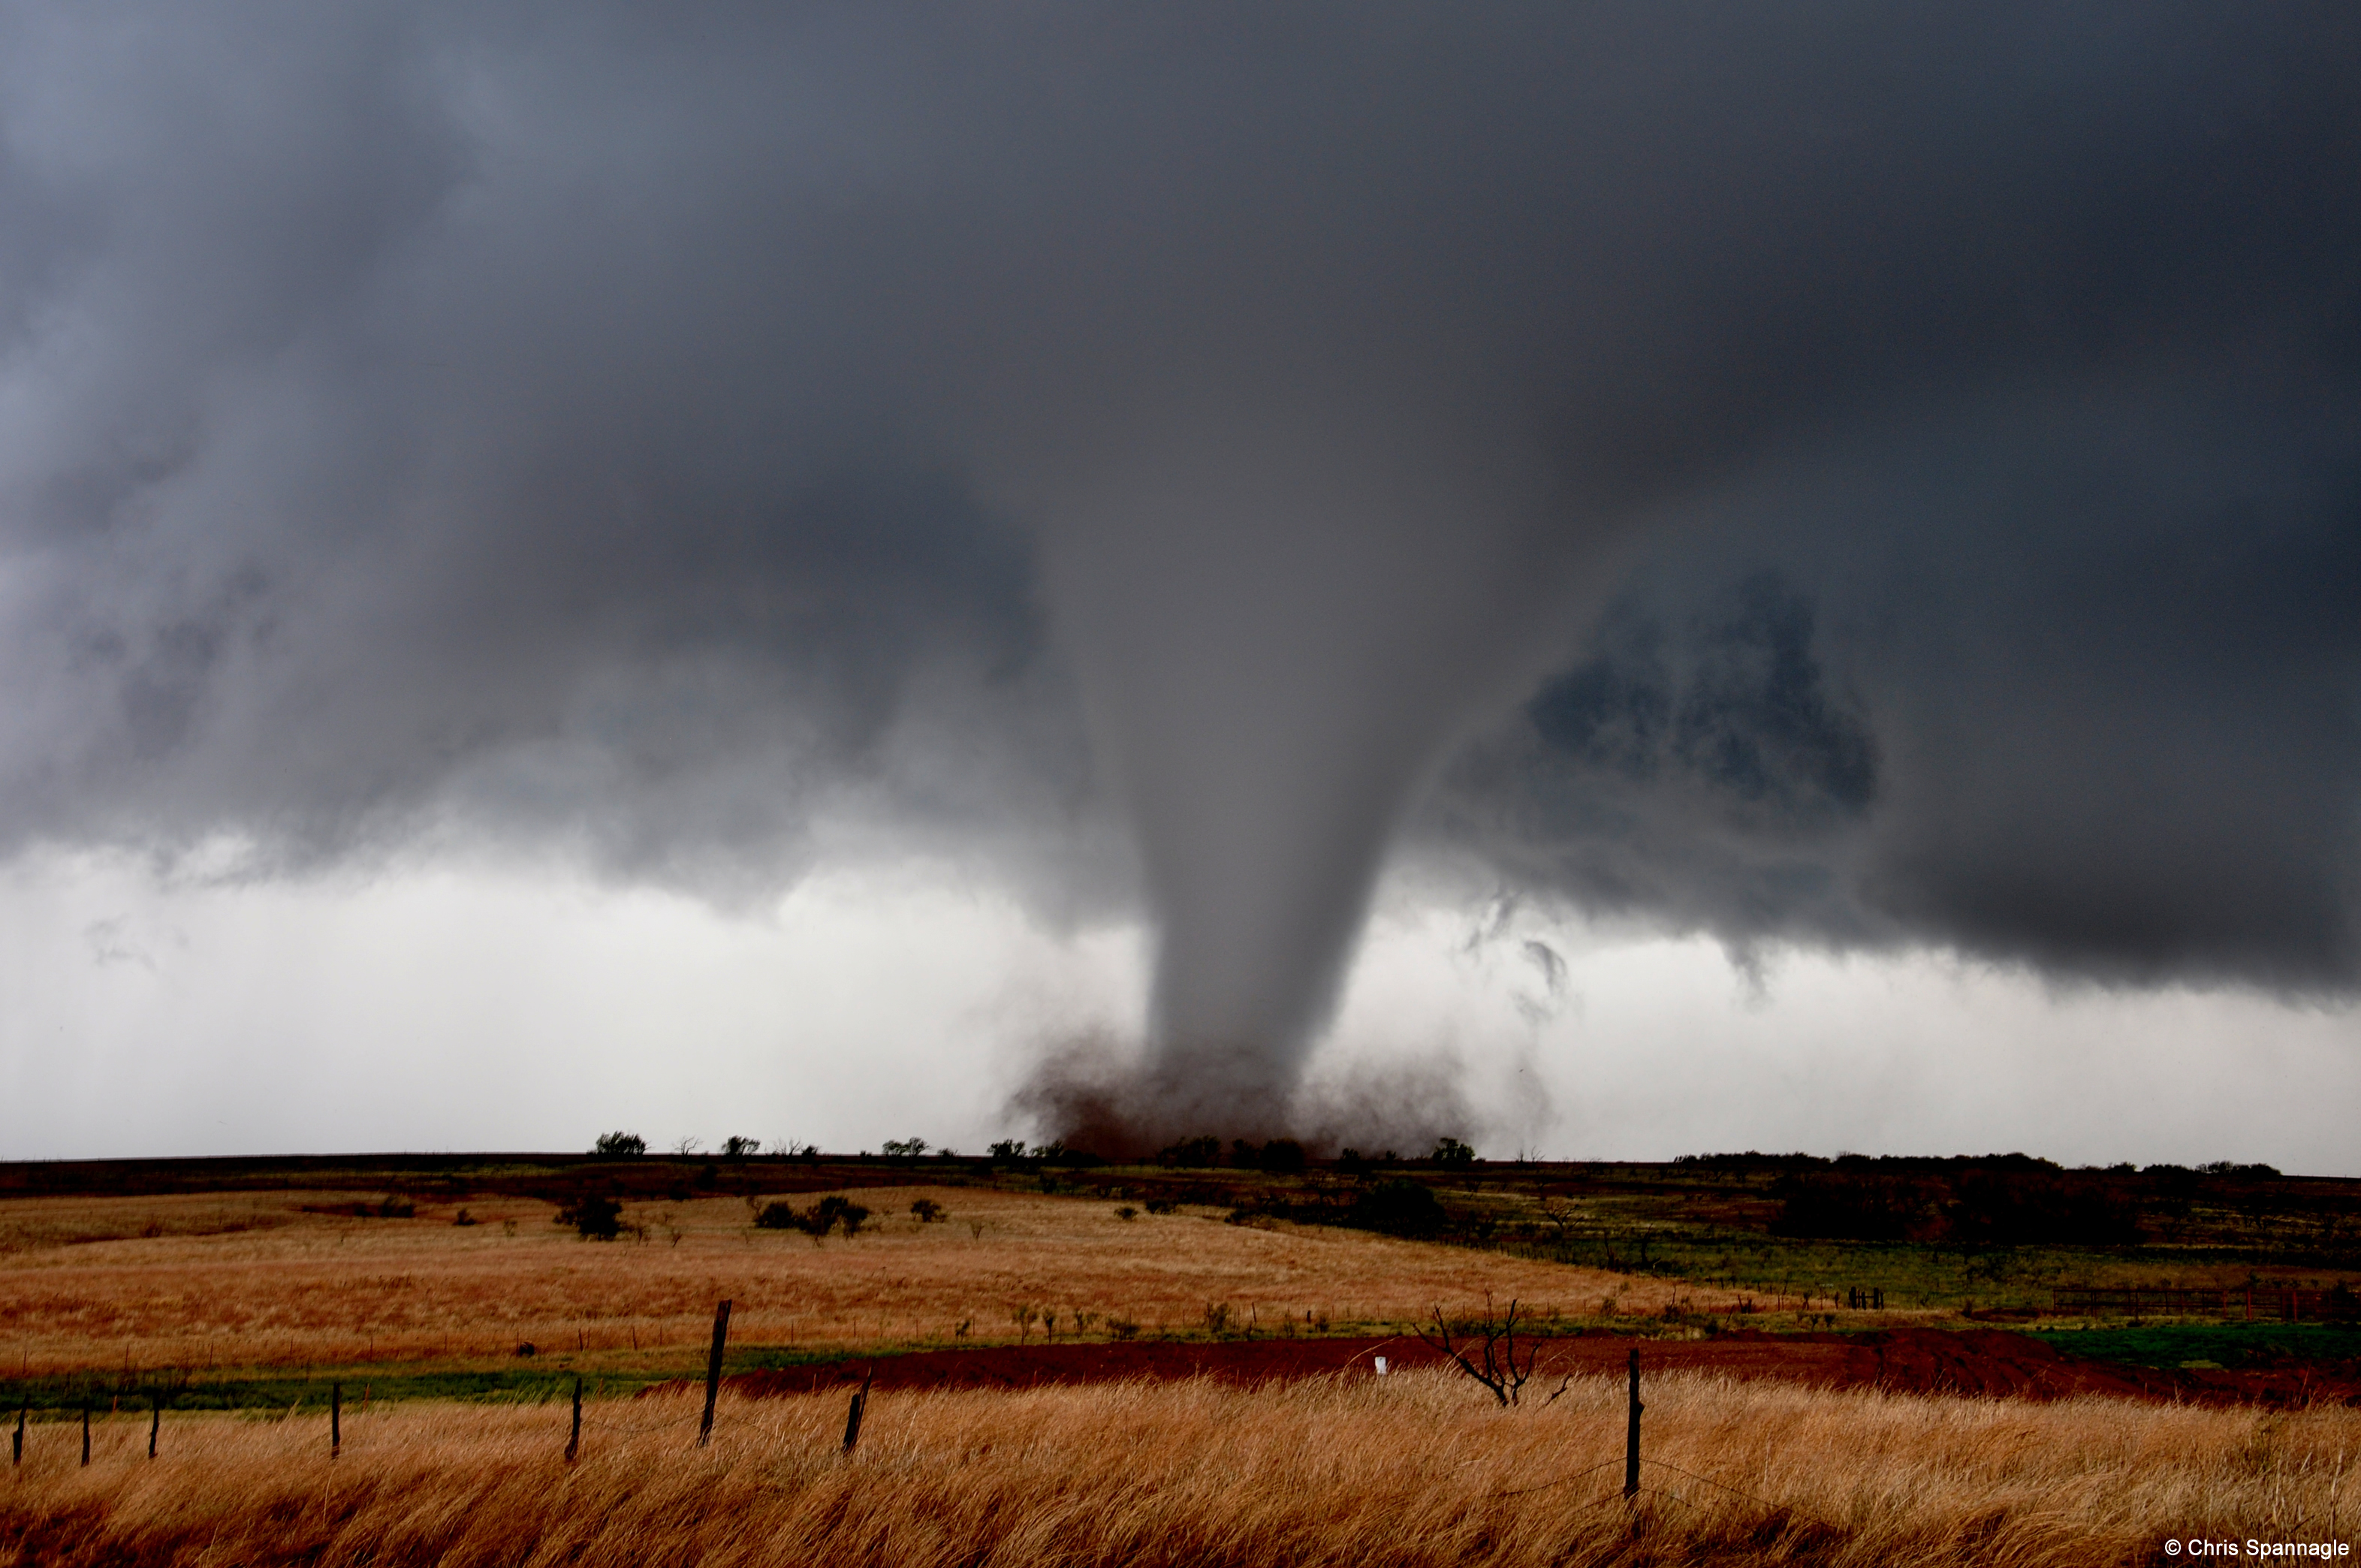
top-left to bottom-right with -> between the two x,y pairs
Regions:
1346,1178 -> 1448,1237
556,1194 -> 623,1241
592,1132 -> 646,1158
910,1198 -> 945,1223
1143,1197 -> 1179,1215
1114,1205 -> 1138,1221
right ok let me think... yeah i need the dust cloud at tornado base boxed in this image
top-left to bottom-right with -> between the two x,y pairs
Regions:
0,5 -> 2356,1149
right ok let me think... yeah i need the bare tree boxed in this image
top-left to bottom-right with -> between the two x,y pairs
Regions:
1534,1197 -> 1579,1244
1414,1295 -> 1566,1407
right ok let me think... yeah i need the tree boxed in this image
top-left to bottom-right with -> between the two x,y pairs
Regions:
1260,1138 -> 1307,1174
721,1135 -> 760,1159
1414,1296 -> 1563,1408
592,1131 -> 646,1158
1432,1136 -> 1476,1168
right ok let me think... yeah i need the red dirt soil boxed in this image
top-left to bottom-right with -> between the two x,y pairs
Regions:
647,1329 -> 2361,1408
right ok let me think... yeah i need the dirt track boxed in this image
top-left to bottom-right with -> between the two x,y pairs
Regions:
650,1328 -> 2361,1408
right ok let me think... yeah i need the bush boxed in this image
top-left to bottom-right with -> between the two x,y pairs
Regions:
1347,1178 -> 1449,1237
910,1198 -> 945,1223
758,1194 -> 871,1238
1114,1205 -> 1138,1221
556,1194 -> 624,1241
721,1135 -> 761,1159
1431,1137 -> 1476,1168
593,1132 -> 646,1158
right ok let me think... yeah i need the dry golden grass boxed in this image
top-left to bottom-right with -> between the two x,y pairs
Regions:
0,1187 -> 1741,1377
5,1368 -> 2353,1566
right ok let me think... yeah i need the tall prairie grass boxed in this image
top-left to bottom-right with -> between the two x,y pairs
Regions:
4,1369 -> 2350,1566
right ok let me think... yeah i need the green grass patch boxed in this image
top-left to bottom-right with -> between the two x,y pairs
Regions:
2028,1320 -> 2361,1370
0,1344 -> 868,1413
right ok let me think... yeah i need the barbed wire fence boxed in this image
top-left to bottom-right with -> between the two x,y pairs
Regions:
10,1304 -> 1841,1534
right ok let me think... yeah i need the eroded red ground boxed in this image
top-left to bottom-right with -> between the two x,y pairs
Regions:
645,1328 -> 2361,1408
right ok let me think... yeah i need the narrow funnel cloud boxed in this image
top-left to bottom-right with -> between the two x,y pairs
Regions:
1033,391 -> 1617,1138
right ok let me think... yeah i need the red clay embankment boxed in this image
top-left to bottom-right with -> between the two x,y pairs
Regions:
643,1328 -> 2361,1407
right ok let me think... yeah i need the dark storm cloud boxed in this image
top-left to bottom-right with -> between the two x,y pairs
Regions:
0,3 -> 2355,1134
1434,387 -> 2361,989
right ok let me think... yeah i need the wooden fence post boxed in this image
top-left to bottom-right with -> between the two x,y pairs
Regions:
331,1383 -> 341,1459
149,1392 -> 160,1458
81,1401 -> 90,1467
1624,1349 -> 1642,1499
842,1363 -> 876,1455
13,1400 -> 23,1465
698,1301 -> 732,1448
566,1376 -> 581,1463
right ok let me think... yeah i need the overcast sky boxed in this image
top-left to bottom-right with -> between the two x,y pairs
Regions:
1,4 -> 2355,1168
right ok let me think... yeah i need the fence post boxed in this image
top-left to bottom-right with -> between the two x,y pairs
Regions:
81,1401 -> 90,1467
566,1376 -> 581,1463
842,1362 -> 876,1455
698,1300 -> 732,1448
149,1392 -> 160,1458
332,1383 -> 341,1459
1624,1349 -> 1642,1499
13,1400 -> 23,1465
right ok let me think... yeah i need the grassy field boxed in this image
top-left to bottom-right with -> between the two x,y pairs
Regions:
5,1367 -> 2353,1566
0,1181 -> 1747,1394
3,1153 -> 2356,1562
4,1148 -> 2355,1404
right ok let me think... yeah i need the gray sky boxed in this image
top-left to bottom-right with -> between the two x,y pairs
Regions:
0,4 -> 2354,1163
